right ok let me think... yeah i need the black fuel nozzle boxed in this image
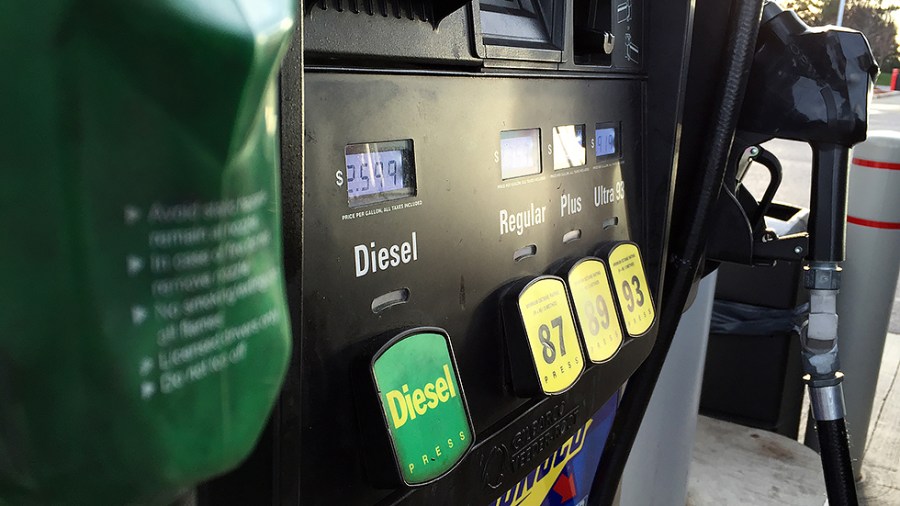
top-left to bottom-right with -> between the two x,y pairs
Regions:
706,2 -> 876,267
736,7 -> 879,504
739,1 -> 878,263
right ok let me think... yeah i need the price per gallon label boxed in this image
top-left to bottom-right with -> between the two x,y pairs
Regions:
567,258 -> 624,362
371,329 -> 473,485
518,277 -> 584,394
608,243 -> 655,336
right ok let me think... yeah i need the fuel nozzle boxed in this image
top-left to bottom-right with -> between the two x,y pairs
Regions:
733,4 -> 877,503
743,1 -> 877,151
741,1 -> 878,264
737,0 -> 877,364
707,2 -> 877,268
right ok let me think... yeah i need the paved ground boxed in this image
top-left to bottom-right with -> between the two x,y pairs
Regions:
689,334 -> 900,505
741,92 -> 900,332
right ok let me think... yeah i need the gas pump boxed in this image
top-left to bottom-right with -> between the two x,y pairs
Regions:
198,0 -> 696,504
2,0 -> 877,503
203,0 -> 876,503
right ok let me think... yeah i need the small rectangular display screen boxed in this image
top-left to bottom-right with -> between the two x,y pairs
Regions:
500,129 -> 542,180
345,140 -> 416,208
595,124 -> 619,158
553,125 -> 586,170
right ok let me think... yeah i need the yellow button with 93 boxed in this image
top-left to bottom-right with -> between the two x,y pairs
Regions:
606,242 -> 655,337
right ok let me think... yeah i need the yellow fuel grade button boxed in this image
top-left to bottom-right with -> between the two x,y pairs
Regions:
566,258 -> 624,363
605,242 -> 655,337
502,276 -> 585,396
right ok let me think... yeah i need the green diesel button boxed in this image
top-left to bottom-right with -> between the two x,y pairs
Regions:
369,328 -> 474,486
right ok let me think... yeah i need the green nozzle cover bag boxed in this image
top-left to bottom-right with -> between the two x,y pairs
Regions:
0,2 -> 295,504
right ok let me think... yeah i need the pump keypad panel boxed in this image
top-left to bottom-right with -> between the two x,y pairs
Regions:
277,73 -> 655,505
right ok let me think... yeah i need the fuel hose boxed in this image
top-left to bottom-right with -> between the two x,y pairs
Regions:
816,417 -> 858,505
586,0 -> 765,504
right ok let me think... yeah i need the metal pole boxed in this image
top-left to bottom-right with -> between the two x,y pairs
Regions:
837,0 -> 846,26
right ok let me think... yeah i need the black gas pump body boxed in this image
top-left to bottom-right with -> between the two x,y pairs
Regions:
200,0 -> 699,503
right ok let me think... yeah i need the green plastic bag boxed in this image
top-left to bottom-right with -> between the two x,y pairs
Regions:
0,2 -> 294,504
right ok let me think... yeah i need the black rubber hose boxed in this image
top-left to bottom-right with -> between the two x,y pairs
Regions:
816,418 -> 859,506
586,1 -> 765,504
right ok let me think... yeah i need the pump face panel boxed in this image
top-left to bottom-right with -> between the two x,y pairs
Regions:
281,73 -> 653,504
201,0 -> 675,503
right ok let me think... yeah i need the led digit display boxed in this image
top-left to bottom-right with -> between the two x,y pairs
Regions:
345,140 -> 416,207
346,150 -> 404,196
595,124 -> 619,158
553,125 -> 586,170
500,129 -> 542,179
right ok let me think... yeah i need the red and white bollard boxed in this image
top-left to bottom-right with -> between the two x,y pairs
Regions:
835,131 -> 900,477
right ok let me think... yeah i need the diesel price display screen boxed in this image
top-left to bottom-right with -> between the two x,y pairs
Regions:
345,139 -> 417,208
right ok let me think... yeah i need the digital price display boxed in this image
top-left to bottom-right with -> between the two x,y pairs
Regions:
345,140 -> 416,208
595,123 -> 619,158
553,125 -> 586,170
500,128 -> 542,180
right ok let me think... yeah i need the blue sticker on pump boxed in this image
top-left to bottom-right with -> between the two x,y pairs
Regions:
489,394 -> 618,506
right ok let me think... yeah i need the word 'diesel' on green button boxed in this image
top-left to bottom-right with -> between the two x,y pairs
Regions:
371,328 -> 474,486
